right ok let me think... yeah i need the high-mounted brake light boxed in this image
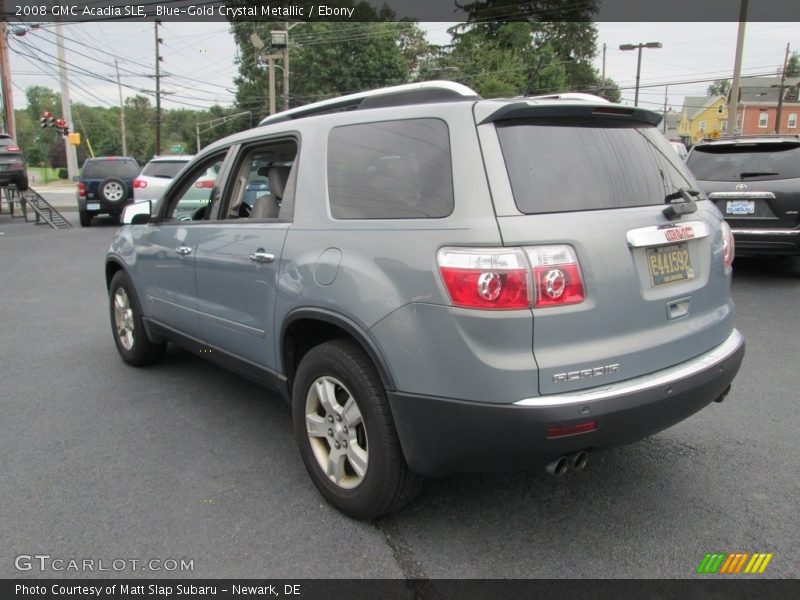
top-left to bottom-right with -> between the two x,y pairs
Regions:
437,248 -> 530,310
525,245 -> 586,308
133,179 -> 147,189
6,145 -> 21,152
720,221 -> 735,269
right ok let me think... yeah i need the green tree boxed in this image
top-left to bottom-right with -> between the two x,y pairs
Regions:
786,52 -> 799,78
124,95 -> 156,164
707,79 -> 731,97
231,3 -> 417,119
422,1 -> 618,100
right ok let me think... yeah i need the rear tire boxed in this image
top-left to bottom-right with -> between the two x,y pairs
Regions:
15,175 -> 29,192
79,210 -> 92,227
109,271 -> 166,366
292,339 -> 422,519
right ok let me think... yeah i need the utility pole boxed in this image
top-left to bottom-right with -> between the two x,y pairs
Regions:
115,60 -> 127,157
55,21 -> 78,179
727,0 -> 748,136
601,43 -> 606,95
663,85 -> 669,134
154,22 -> 163,155
774,42 -> 791,134
0,20 -> 16,138
283,22 -> 290,111
268,55 -> 276,115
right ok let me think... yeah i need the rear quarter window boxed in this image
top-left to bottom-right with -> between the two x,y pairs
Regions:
496,117 -> 695,214
327,118 -> 454,219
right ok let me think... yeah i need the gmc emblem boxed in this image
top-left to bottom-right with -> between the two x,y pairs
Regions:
664,226 -> 696,241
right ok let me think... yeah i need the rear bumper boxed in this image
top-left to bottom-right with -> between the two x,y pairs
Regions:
0,169 -> 27,185
731,227 -> 800,256
79,196 -> 133,215
388,329 -> 745,477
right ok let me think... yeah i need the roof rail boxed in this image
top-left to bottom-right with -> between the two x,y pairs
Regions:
712,133 -> 799,141
522,92 -> 611,103
258,81 -> 480,126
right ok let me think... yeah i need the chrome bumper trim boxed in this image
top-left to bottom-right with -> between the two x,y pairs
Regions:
514,329 -> 744,407
732,228 -> 800,236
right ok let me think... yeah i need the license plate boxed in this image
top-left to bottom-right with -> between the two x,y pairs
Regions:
86,203 -> 100,210
726,200 -> 755,215
647,243 -> 694,287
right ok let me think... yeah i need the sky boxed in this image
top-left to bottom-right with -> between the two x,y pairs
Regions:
5,20 -> 798,117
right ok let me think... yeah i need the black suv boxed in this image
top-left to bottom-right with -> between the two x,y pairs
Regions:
77,157 -> 140,227
0,133 -> 29,190
687,135 -> 800,256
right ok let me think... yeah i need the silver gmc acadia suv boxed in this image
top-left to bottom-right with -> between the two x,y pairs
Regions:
106,82 -> 745,519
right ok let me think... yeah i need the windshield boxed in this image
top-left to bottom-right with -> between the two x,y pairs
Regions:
142,160 -> 189,179
496,117 -> 696,214
687,143 -> 800,181
83,159 -> 139,179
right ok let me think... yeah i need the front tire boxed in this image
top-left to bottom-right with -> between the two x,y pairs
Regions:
109,271 -> 166,366
292,339 -> 422,519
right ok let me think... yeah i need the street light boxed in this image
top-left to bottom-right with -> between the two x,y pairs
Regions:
619,42 -> 662,107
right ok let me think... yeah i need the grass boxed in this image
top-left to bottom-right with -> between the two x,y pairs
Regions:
27,167 -> 70,185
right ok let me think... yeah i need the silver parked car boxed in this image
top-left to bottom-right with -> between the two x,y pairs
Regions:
106,82 -> 744,519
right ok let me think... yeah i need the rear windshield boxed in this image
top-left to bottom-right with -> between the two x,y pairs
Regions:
142,160 -> 188,179
496,118 -> 696,214
686,143 -> 800,181
82,159 -> 139,179
0,137 -> 16,147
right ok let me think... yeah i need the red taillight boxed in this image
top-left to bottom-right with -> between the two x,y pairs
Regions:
546,421 -> 598,439
78,182 -> 86,197
526,245 -> 586,308
133,179 -> 147,189
194,179 -> 215,189
437,245 -> 586,311
720,221 -> 734,269
437,248 -> 531,310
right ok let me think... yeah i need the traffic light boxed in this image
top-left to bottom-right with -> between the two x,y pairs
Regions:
40,111 -> 52,128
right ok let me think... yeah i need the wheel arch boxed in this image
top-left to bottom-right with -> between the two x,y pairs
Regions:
281,308 -> 396,397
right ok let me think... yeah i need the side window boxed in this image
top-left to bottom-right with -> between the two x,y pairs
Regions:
164,156 -> 224,222
224,139 -> 298,220
327,118 -> 454,219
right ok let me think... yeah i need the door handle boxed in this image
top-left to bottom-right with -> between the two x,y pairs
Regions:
249,251 -> 275,264
175,246 -> 192,256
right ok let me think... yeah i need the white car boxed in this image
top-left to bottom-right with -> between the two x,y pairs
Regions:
133,155 -> 194,213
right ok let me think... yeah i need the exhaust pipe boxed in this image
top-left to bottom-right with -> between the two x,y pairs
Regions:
545,456 -> 569,477
569,450 -> 589,471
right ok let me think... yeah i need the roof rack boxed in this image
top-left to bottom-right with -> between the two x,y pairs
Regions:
522,92 -> 611,103
712,134 -> 800,141
258,81 -> 480,126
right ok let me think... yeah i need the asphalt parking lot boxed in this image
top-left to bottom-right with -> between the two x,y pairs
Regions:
1,212 -> 798,580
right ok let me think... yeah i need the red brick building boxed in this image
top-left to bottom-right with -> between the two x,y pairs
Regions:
732,76 -> 800,135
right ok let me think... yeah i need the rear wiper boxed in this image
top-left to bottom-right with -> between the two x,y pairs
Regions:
740,172 -> 778,178
663,187 -> 700,219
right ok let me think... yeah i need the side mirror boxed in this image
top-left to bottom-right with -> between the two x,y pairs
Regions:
72,175 -> 79,182
122,201 -> 152,225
